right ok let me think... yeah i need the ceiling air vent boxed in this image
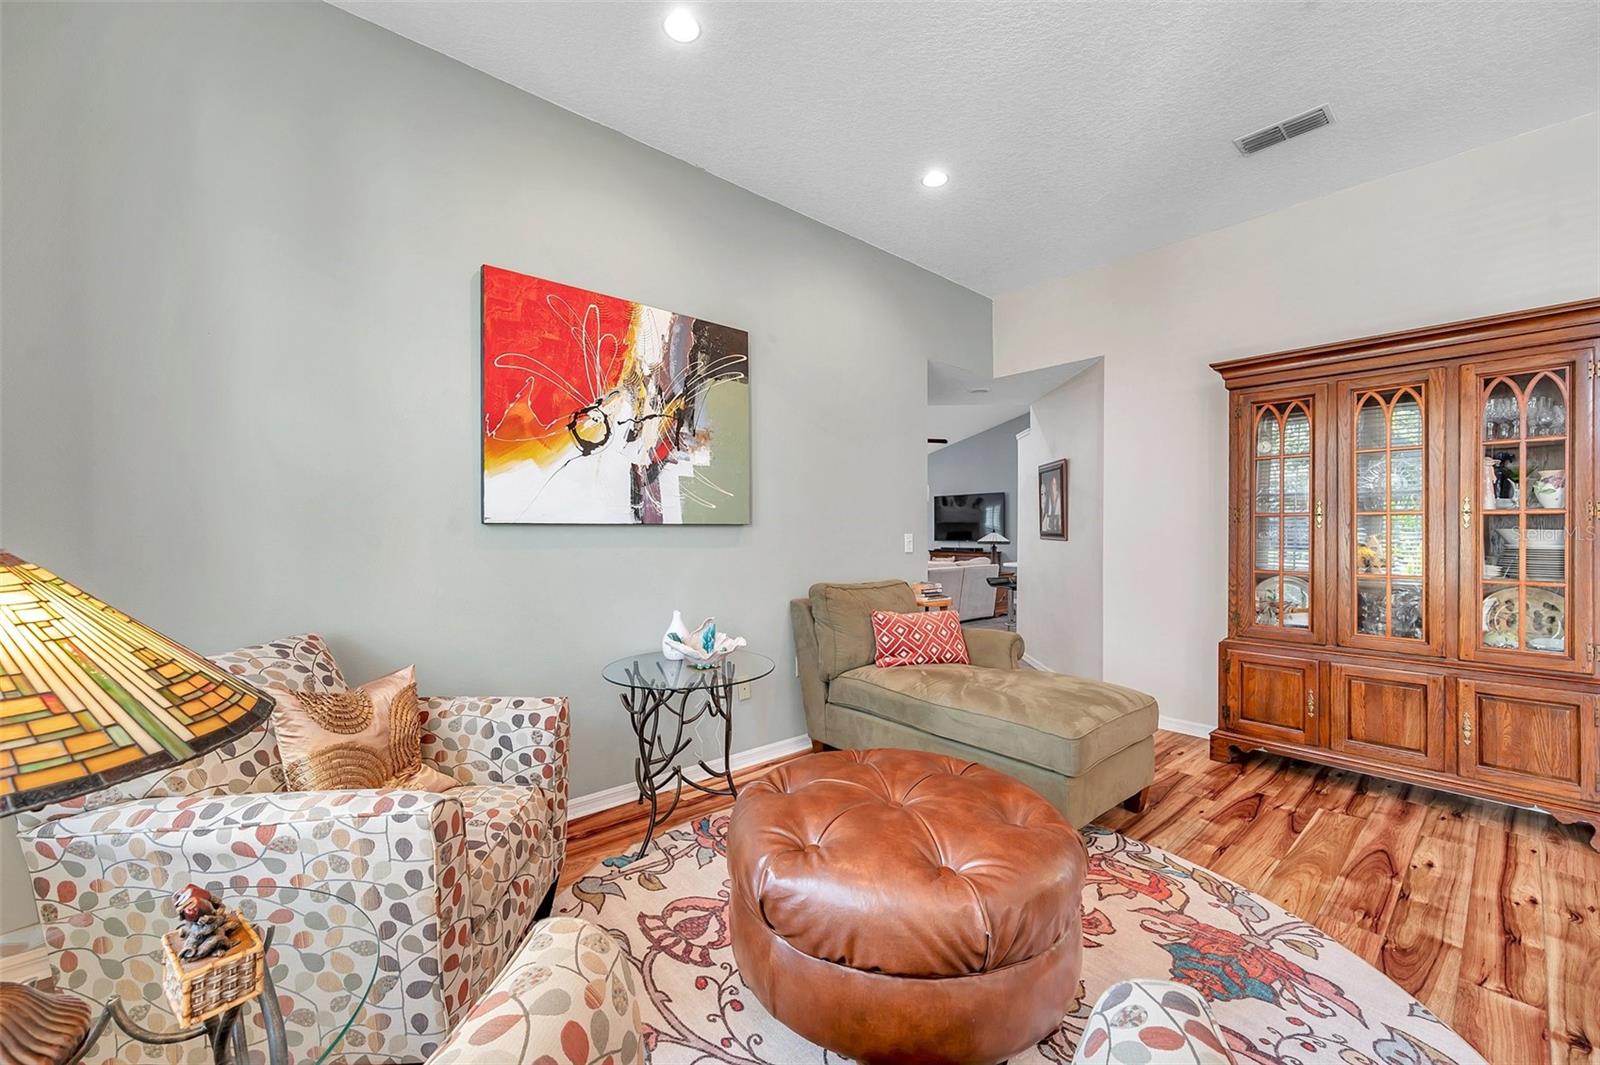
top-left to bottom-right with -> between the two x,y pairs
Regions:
1234,105 -> 1334,156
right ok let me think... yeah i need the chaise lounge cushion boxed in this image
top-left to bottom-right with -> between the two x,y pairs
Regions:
828,665 -> 1158,777
809,580 -> 917,681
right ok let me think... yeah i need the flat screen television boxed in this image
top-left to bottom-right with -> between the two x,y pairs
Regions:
933,493 -> 1006,542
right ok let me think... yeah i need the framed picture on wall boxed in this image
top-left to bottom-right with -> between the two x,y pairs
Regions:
481,264 -> 751,525
1038,459 -> 1068,540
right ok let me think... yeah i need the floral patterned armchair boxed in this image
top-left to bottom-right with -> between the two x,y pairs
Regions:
15,633 -> 569,1064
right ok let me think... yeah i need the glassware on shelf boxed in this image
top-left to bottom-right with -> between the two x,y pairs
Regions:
1250,399 -> 1314,633
1352,387 -> 1427,642
1483,388 -> 1520,440
1389,450 -> 1423,510
1473,369 -> 1575,659
1390,581 -> 1423,640
1255,574 -> 1311,628
1356,453 -> 1387,511
1356,579 -> 1387,636
1527,377 -> 1567,437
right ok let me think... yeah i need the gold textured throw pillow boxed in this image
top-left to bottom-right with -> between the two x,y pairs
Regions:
269,665 -> 458,793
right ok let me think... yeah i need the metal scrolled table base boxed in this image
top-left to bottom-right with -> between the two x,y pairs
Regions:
65,926 -> 290,1065
619,663 -> 739,859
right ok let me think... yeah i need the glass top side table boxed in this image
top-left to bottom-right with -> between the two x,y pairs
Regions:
601,650 -> 775,858
41,884 -> 379,1065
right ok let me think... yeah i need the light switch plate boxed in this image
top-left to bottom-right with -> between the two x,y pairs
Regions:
903,533 -> 915,553
737,683 -> 752,701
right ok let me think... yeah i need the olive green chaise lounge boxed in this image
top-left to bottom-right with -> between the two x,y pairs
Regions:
790,580 -> 1157,825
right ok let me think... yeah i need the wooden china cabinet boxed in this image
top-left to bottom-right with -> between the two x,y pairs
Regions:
1213,299 -> 1600,842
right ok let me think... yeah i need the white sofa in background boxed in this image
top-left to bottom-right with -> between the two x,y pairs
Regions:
927,558 -> 1001,620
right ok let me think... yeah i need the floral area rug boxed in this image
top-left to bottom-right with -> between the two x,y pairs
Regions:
557,813 -> 1485,1065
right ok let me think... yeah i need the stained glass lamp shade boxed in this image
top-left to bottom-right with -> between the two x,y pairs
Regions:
0,552 -> 274,816
978,531 -> 1010,561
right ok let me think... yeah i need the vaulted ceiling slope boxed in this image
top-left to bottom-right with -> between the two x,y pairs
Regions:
336,1 -> 1599,297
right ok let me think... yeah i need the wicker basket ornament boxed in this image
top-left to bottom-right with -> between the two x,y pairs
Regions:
160,885 -> 265,1026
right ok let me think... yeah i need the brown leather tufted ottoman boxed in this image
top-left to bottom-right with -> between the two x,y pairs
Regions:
729,748 -> 1087,1065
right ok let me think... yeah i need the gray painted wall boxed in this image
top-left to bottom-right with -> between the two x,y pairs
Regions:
0,1 -> 991,933
927,414 -> 1028,562
1017,362 -> 1103,679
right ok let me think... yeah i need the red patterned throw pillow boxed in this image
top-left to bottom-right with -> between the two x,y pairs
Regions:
870,609 -> 971,668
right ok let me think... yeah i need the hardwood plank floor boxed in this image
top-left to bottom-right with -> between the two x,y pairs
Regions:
563,730 -> 1599,1063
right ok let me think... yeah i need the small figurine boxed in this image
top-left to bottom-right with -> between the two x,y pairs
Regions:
170,884 -> 243,961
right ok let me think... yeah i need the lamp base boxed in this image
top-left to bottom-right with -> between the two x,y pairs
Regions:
0,980 -> 94,1065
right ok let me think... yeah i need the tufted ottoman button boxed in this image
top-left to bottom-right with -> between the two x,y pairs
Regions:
728,747 -> 1088,1065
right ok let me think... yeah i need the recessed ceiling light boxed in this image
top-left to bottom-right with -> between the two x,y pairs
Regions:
969,386 -> 991,394
663,9 -> 700,43
921,169 -> 949,189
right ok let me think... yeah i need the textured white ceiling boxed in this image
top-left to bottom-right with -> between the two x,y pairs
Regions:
335,1 -> 1599,296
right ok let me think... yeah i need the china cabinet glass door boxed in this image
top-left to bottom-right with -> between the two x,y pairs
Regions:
1240,389 -> 1324,642
1339,371 -> 1445,655
1459,349 -> 1593,672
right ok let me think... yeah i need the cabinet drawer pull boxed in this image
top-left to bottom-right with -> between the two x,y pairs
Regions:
1461,494 -> 1472,529
1315,499 -> 1324,529
1306,691 -> 1316,718
1461,714 -> 1473,746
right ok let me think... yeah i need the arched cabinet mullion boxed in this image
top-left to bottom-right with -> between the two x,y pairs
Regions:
1337,368 -> 1445,658
1233,384 -> 1327,647
1460,346 -> 1593,675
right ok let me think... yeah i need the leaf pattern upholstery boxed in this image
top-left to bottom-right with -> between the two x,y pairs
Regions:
428,917 -> 645,1065
1071,980 -> 1233,1064
18,632 -> 570,1064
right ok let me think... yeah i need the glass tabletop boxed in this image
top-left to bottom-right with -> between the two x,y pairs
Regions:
602,649 -> 776,690
40,883 -> 379,1064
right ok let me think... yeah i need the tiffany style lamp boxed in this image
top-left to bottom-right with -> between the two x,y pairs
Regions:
0,551 -> 276,1063
978,530 -> 1011,564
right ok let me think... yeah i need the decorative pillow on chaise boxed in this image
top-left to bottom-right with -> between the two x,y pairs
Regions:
269,665 -> 458,792
870,609 -> 971,668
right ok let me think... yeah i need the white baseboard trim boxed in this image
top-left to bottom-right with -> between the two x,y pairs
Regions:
0,931 -> 49,985
1020,653 -> 1052,671
1158,715 -> 1213,739
568,734 -> 812,821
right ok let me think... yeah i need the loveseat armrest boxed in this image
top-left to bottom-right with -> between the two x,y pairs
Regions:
419,695 -> 570,814
21,786 -> 474,1060
428,917 -> 644,1065
1071,979 -> 1233,1064
21,786 -> 464,838
966,628 -> 1024,670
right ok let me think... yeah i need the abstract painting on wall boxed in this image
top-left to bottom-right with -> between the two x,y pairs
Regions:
481,265 -> 750,524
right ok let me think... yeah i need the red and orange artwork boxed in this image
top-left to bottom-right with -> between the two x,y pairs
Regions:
481,265 -> 750,524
